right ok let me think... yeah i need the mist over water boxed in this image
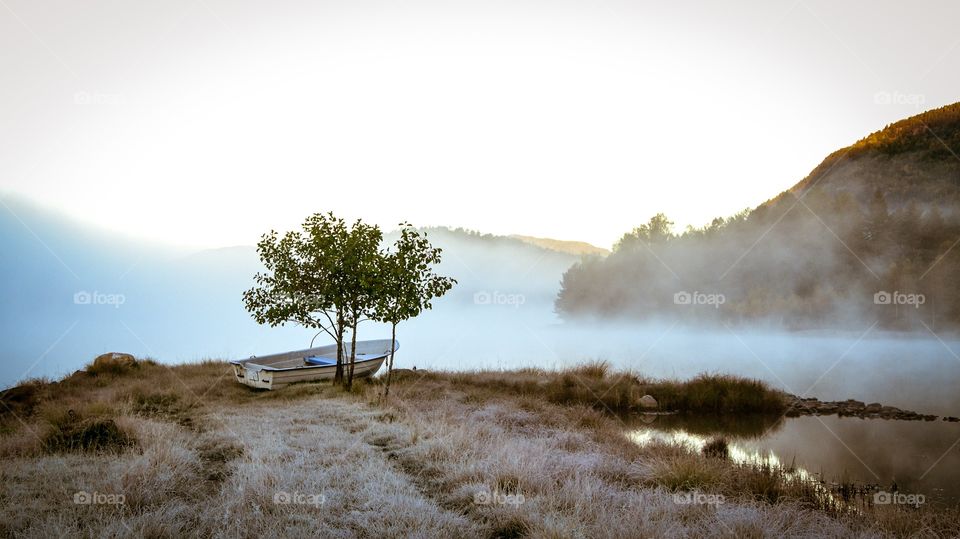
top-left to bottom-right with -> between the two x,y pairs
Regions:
3,197 -> 958,418
397,308 -> 960,413
11,287 -> 960,418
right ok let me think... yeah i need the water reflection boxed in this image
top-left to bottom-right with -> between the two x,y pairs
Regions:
629,419 -> 845,511
630,414 -> 960,506
628,412 -> 786,438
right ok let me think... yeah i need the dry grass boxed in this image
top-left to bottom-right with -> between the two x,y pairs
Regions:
393,364 -> 789,415
0,359 -> 957,538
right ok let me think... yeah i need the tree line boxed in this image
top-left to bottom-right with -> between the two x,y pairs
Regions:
556,189 -> 960,330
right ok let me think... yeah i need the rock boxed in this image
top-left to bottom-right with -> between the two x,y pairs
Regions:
89,352 -> 137,374
638,395 -> 658,410
785,396 -> 938,422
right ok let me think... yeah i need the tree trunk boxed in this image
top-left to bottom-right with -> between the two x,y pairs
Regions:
383,323 -> 397,403
334,314 -> 345,385
346,318 -> 359,390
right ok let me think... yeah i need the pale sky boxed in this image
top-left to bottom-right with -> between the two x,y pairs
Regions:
1,0 -> 958,249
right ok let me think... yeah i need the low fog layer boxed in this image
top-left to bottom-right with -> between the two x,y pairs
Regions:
0,197 -> 574,386
3,196 -> 960,421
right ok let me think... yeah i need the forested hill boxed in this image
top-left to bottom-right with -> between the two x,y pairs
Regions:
556,103 -> 960,330
789,103 -> 960,208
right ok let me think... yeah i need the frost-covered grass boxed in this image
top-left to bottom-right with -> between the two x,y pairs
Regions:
0,360 -> 956,537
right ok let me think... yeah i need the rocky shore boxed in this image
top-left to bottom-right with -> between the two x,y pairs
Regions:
786,396 -> 960,422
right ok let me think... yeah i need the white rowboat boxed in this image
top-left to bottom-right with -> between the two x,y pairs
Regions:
230,339 -> 398,390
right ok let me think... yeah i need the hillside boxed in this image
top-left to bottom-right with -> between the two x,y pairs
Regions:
786,103 -> 960,210
510,235 -> 610,256
556,103 -> 960,329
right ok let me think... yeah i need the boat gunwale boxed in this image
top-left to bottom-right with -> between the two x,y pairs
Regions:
231,354 -> 388,373
229,339 -> 398,373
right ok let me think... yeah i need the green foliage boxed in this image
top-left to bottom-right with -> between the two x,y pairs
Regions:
374,224 -> 456,326
374,224 -> 456,399
243,212 -> 353,332
243,213 -> 455,388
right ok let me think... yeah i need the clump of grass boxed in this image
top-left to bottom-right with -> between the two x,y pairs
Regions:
487,514 -> 529,539
195,438 -> 244,482
131,391 -> 199,429
639,454 -> 731,491
544,372 -> 639,412
568,360 -> 610,379
451,366 -> 789,415
43,416 -> 136,454
702,437 -> 729,459
0,379 -> 45,423
640,374 -> 787,414
132,392 -> 181,415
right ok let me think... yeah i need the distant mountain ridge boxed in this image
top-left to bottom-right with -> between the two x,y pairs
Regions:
510,235 -> 609,257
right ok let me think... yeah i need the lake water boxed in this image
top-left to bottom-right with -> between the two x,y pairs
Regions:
628,414 -> 960,506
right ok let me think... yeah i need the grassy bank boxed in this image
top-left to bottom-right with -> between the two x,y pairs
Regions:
426,360 -> 789,414
1,358 -> 957,538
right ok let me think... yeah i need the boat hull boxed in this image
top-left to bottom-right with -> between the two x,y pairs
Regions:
230,339 -> 397,390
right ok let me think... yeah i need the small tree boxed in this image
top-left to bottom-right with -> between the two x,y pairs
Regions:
342,220 -> 383,390
374,224 -> 456,402
244,212 -> 371,385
